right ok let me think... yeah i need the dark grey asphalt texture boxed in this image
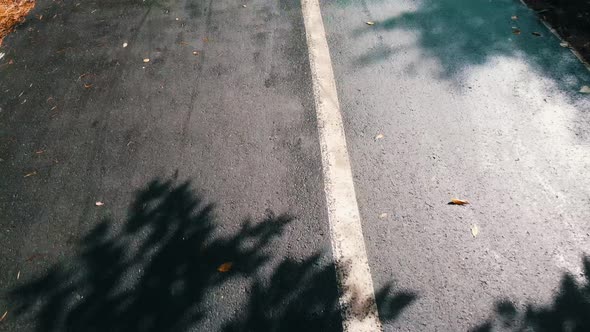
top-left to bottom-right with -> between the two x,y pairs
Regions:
0,0 -> 341,331
2,0 -> 590,331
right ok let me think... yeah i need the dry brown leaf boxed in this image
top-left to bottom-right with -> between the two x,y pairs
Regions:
95,201 -> 104,206
24,171 -> 37,177
0,310 -> 7,322
366,21 -> 375,26
217,262 -> 233,272
449,198 -> 469,205
512,28 -> 521,35
203,37 -> 209,43
471,224 -> 479,237
84,83 -> 92,89
26,253 -> 46,262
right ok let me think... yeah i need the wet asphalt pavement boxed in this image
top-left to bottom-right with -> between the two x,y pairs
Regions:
1,0 -> 590,331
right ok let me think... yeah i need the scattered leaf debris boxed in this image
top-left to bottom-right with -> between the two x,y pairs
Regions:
217,262 -> 233,272
95,201 -> 104,206
471,224 -> 479,237
449,198 -> 469,205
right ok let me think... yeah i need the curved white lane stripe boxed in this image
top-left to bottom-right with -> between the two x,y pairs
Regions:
300,0 -> 382,331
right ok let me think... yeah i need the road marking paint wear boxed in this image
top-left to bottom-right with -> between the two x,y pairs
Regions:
300,0 -> 382,331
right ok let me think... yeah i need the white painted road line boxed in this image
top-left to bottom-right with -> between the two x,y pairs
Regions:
300,0 -> 382,331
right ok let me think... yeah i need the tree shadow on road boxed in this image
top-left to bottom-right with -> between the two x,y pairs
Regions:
5,177 -> 417,332
473,255 -> 590,332
354,0 -> 590,95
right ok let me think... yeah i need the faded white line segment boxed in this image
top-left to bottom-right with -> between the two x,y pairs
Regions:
300,0 -> 382,331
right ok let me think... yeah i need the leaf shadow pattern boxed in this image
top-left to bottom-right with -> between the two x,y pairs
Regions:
472,255 -> 590,332
7,177 -> 417,332
354,0 -> 590,94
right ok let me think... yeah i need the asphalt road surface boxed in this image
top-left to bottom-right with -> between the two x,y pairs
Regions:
1,0 -> 589,331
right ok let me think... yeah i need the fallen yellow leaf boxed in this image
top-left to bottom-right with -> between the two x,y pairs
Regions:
217,262 -> 233,272
449,198 -> 469,205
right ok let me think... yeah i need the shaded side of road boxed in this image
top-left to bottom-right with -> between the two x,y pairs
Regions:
352,0 -> 590,97
523,0 -> 590,64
